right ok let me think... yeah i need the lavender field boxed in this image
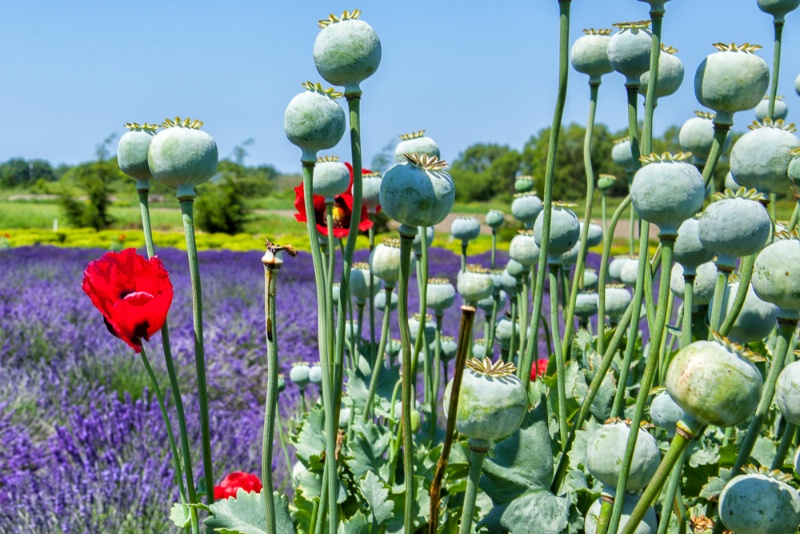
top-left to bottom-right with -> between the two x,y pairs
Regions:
0,243 -> 567,532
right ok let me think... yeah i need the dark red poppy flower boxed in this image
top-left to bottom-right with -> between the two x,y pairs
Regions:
82,248 -> 173,353
213,471 -> 263,500
294,162 -> 373,238
530,358 -> 550,381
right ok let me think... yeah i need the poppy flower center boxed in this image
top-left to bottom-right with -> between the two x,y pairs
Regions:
120,291 -> 155,304
332,205 -> 346,226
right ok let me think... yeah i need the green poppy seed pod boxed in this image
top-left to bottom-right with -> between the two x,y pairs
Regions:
575,291 -> 599,320
426,278 -> 456,312
788,150 -> 800,191
608,22 -> 653,85
585,494 -> 657,534
514,175 -> 535,193
583,268 -> 599,289
612,137 -> 636,173
758,0 -> 800,21
374,288 -> 397,312
457,265 -> 494,303
710,279 -> 778,343
609,255 -> 636,281
730,120 -> 800,194
570,29 -> 613,84
313,156 -> 350,200
471,339 -> 487,359
699,189 -> 770,269
439,336 -> 458,362
349,262 -> 376,302
284,83 -> 346,163
509,230 -> 540,267
724,171 -> 740,191
674,218 -> 714,275
409,314 -> 436,345
450,216 -> 481,243
444,358 -> 528,443
695,43 -> 770,126
719,471 -> 800,534
148,117 -> 218,199
619,258 -> 640,287
533,203 -> 580,262
679,111 -> 732,165
369,239 -> 401,285
498,269 -> 518,293
583,222 -> 604,248
412,226 -> 435,254
485,209 -> 504,230
338,407 -> 351,430
386,339 -> 401,358
344,320 -> 360,341
639,45 -> 684,100
666,338 -> 763,427
631,153 -> 705,237
561,241 -> 580,266
605,284 -> 632,322
755,96 -> 789,121
494,317 -> 516,349
394,130 -> 440,163
313,10 -> 381,95
650,391 -> 684,437
118,123 -> 158,189
308,364 -> 323,385
331,282 -> 340,305
361,171 -> 382,214
753,236 -> 800,311
597,173 -> 618,191
671,262 -> 718,307
777,361 -> 800,425
477,292 -> 505,314
277,376 -> 286,394
289,362 -> 311,388
380,154 -> 455,228
511,192 -> 543,225
506,259 -> 526,280
586,421 -> 660,490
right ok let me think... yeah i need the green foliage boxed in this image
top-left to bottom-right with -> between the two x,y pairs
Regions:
195,176 -> 251,234
450,143 -> 522,202
0,158 -> 56,187
204,490 -> 295,534
57,161 -> 120,230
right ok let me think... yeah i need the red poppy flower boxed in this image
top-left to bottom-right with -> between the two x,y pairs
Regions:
82,248 -> 173,353
213,471 -> 263,500
294,163 -> 373,238
530,358 -> 550,381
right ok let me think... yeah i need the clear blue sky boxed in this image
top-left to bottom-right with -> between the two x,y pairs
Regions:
0,1 -> 797,174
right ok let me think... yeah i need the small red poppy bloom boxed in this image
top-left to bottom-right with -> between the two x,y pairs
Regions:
213,471 -> 263,500
82,248 -> 173,353
294,163 -> 373,238
530,358 -> 550,381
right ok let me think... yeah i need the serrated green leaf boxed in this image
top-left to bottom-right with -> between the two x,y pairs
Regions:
687,440 -> 720,468
345,355 -> 400,412
386,475 -> 430,532
480,488 -> 570,534
699,476 -> 727,500
338,511 -> 369,534
752,435 -> 777,467
205,490 -> 295,534
170,502 -> 191,528
360,471 -> 394,527
347,418 -> 391,480
589,370 -> 616,421
293,406 -> 326,469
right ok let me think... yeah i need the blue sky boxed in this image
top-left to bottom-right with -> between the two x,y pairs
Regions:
0,1 -> 797,174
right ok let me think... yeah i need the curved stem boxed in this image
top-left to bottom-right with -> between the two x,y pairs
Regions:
458,445 -> 487,534
768,20 -> 784,121
430,313 -> 444,442
368,224 -> 377,389
262,261 -> 282,534
179,198 -> 214,505
702,125 -> 731,189
719,254 -> 755,337
597,195 -> 633,354
521,0 -> 571,390
363,286 -> 394,421
642,11 -> 663,156
549,264 -> 569,446
398,230 -> 416,532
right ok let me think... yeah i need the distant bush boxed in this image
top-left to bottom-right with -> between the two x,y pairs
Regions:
58,162 -> 117,230
194,176 -> 250,234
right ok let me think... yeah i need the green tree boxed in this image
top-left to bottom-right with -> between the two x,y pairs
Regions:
58,161 -> 118,230
0,158 -> 56,187
449,143 -> 522,202
194,176 -> 250,234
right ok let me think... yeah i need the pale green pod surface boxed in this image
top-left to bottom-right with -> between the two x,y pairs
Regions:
485,209 -> 505,230
313,156 -> 350,199
338,407 -> 351,430
450,216 -> 480,243
730,121 -> 800,194
671,261 -> 717,306
575,291 -> 599,320
394,130 -> 440,163
440,336 -> 458,362
373,288 -> 398,312
674,218 -> 714,274
753,237 -> 800,310
506,259 -> 526,280
584,222 -> 603,247
586,421 -> 661,490
570,30 -> 613,83
444,358 -> 528,442
719,472 -> 800,534
509,231 -> 540,267
679,112 -> 732,164
309,364 -> 323,385
533,204 -> 580,260
608,23 -> 653,84
788,154 -> 800,191
457,266 -> 494,303
755,96 -> 789,121
426,278 -> 456,312
609,255 -> 636,281
349,262 -> 376,301
369,239 -> 402,284
314,12 -> 381,94
118,125 -> 157,187
584,494 -> 657,534
665,340 -> 763,427
724,171 -> 740,191
561,241 -> 580,266
694,44 -> 770,126
409,314 -> 436,344
639,48 -> 684,99
498,269 -> 518,293
471,340 -> 487,359
290,362 -> 311,388
284,86 -> 346,163
411,226 -> 435,255
148,119 -> 218,198
709,280 -> 778,343
649,391 -> 684,436
511,192 -> 543,225
776,361 -> 800,425
494,317 -> 517,349
332,283 -> 340,305
631,156 -> 705,237
344,320 -> 360,341
514,176 -> 535,193
620,259 -> 640,287
758,0 -> 800,20
583,268 -> 599,289
605,285 -> 632,321
611,138 -> 635,173
361,172 -> 382,214
380,156 -> 455,228
597,173 -> 618,191
477,291 -> 505,314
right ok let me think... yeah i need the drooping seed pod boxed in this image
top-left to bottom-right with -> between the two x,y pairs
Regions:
314,10 -> 381,94
148,117 -> 218,199
394,130 -> 439,163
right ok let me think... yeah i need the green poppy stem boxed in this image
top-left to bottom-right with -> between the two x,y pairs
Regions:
458,443 -> 488,534
491,230 -> 497,270
596,195 -> 633,354
363,285 -> 395,422
430,312 -> 444,442
718,254 -> 756,337
656,448 -> 690,534
701,125 -> 731,189
681,275 -> 695,348
772,423 -> 798,469
178,198 -> 214,506
594,495 -> 614,534
707,268 -> 731,337
549,263 -> 568,446
768,19 -> 784,121
520,0 -> 571,390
